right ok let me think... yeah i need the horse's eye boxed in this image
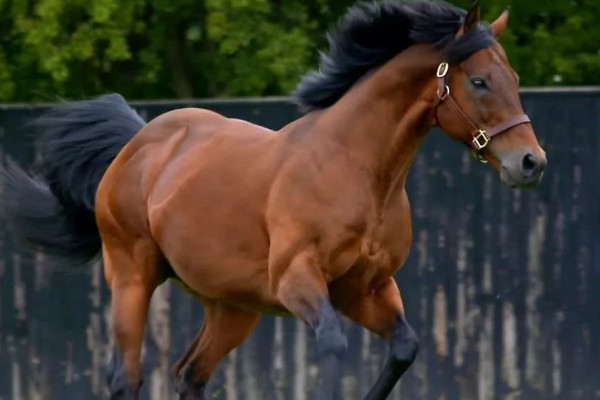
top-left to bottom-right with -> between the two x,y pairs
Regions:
470,77 -> 488,90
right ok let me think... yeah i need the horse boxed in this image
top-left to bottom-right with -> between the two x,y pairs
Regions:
2,1 -> 546,399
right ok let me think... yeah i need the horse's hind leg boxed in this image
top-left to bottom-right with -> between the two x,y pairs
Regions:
173,303 -> 260,399
103,238 -> 163,400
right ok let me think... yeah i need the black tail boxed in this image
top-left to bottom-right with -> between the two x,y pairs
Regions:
1,93 -> 146,264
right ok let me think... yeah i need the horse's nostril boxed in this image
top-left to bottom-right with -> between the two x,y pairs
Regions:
522,154 -> 537,172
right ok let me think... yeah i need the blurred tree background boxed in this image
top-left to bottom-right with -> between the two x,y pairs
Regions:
0,0 -> 598,102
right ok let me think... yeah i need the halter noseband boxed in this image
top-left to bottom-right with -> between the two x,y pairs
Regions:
434,62 -> 531,163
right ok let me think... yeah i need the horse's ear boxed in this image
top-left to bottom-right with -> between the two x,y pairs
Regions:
462,1 -> 481,32
490,8 -> 510,38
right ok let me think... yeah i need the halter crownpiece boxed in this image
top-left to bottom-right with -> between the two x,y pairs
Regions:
434,62 -> 531,163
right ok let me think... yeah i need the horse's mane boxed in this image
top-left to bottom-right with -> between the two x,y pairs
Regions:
293,0 -> 494,112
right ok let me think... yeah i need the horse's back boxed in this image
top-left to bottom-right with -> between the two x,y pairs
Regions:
98,106 -> 276,201
140,107 -> 279,210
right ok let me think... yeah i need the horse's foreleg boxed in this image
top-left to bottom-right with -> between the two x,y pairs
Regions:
173,303 -> 260,400
333,277 -> 419,400
275,250 -> 348,400
104,239 -> 162,400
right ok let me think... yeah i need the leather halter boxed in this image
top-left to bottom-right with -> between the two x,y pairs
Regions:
434,62 -> 531,163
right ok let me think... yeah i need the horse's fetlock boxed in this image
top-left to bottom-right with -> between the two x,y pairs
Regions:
390,319 -> 419,364
315,315 -> 347,358
107,350 -> 141,399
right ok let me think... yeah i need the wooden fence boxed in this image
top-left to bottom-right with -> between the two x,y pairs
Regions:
0,90 -> 599,399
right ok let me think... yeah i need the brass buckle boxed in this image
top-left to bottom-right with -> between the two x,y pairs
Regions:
436,62 -> 449,78
472,130 -> 489,150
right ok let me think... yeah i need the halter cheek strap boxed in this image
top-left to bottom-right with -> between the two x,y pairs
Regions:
434,62 -> 531,163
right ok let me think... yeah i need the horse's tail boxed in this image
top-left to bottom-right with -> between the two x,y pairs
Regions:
1,93 -> 146,264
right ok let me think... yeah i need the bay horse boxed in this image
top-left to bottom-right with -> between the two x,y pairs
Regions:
2,1 -> 546,399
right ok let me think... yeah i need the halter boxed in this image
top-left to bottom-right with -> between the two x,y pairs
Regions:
434,62 -> 531,163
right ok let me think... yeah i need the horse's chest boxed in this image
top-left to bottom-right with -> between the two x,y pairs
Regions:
361,200 -> 412,271
362,231 -> 410,272
330,219 -> 412,290
328,235 -> 409,296
326,189 -> 413,286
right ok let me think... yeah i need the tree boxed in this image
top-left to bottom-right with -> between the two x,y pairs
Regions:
455,0 -> 600,86
0,0 -> 356,102
0,0 -> 598,103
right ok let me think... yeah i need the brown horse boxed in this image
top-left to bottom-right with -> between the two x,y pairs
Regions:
2,1 -> 546,399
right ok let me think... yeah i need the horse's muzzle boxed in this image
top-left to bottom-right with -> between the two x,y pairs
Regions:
500,149 -> 547,188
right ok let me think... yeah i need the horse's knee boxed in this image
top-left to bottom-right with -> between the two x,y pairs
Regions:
390,317 -> 419,366
314,303 -> 348,358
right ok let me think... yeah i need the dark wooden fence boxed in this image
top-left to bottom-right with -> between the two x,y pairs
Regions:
0,90 -> 599,400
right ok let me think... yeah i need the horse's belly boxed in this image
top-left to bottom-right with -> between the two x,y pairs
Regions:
166,246 -> 288,312
149,186 -> 286,312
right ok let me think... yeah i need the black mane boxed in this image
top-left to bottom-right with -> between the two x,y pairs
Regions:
293,0 -> 494,112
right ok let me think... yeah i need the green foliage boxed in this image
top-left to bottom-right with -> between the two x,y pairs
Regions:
455,0 -> 600,86
0,0 -> 598,102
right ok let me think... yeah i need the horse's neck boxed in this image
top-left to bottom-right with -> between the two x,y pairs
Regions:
314,46 -> 440,207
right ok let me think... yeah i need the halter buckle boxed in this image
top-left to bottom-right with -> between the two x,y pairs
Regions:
472,130 -> 490,150
436,62 -> 449,78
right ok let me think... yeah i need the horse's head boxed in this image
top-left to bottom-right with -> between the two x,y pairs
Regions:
435,3 -> 546,188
